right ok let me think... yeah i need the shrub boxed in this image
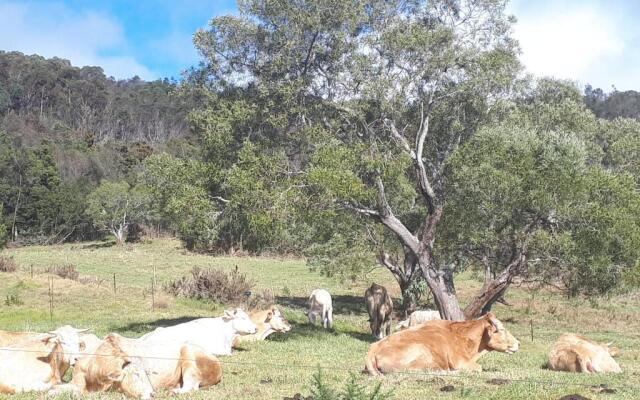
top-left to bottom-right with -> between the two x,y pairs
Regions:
0,256 -> 17,272
308,369 -> 394,400
5,293 -> 23,306
46,264 -> 79,280
165,266 -> 254,305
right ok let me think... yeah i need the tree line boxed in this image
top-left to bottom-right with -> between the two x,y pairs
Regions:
1,1 -> 640,320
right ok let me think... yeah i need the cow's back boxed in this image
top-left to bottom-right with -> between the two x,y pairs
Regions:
140,318 -> 234,355
548,334 -> 621,373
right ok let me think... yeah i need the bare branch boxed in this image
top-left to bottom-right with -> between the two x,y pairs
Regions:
374,176 -> 421,253
211,196 -> 231,204
342,202 -> 380,217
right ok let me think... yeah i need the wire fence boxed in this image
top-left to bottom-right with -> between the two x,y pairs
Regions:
0,345 -> 637,392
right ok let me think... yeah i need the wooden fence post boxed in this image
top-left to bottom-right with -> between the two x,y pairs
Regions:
48,277 -> 54,321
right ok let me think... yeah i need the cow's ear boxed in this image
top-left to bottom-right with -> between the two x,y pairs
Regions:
223,310 -> 233,318
264,311 -> 273,322
107,370 -> 124,382
79,341 -> 86,351
41,333 -> 57,344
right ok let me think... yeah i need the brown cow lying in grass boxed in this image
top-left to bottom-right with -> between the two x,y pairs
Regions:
0,326 -> 87,394
57,333 -> 222,398
547,333 -> 621,373
235,306 -> 292,346
365,313 -> 519,375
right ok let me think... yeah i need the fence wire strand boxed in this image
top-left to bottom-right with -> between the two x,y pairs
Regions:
0,346 -> 637,391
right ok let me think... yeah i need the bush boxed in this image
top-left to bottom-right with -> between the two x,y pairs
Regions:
164,266 -> 254,305
308,369 -> 394,400
46,264 -> 79,280
0,256 -> 17,272
5,293 -> 23,306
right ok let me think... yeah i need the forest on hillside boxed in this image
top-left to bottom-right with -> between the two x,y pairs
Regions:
2,0 -> 640,318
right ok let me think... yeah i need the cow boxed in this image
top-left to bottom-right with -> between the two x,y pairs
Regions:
396,310 -> 441,330
0,326 -> 87,394
547,333 -> 622,374
0,325 -> 89,350
234,306 -> 292,345
364,312 -> 519,375
49,334 -> 155,399
365,283 -> 393,339
54,333 -> 222,398
308,289 -> 333,329
139,308 -> 257,356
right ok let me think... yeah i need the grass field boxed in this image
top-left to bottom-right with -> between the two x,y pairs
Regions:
1,238 -> 639,399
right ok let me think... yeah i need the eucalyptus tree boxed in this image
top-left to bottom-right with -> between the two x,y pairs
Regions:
192,0 -> 520,319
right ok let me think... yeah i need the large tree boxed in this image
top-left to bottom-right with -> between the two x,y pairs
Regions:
191,1 -> 640,319
192,0 -> 520,319
86,181 -> 150,245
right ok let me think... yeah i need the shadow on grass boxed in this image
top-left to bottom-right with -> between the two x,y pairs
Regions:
265,318 -> 377,344
82,241 -> 116,249
113,316 -> 202,334
276,295 -> 366,316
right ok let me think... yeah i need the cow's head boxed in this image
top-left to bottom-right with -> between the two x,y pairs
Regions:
482,313 -> 519,354
369,319 -> 385,340
223,308 -> 257,335
264,307 -> 291,333
111,358 -> 155,400
602,342 -> 620,357
48,325 -> 90,366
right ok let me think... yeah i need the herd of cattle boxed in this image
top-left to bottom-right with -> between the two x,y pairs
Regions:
0,283 -> 623,398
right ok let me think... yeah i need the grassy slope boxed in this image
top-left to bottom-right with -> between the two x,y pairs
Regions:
1,239 -> 639,399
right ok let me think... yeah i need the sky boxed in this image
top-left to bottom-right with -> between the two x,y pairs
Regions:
0,0 -> 638,91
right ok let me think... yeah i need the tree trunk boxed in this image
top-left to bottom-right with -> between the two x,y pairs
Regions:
112,225 -> 127,246
463,256 -> 524,319
398,278 -> 417,317
417,254 -> 465,320
464,279 -> 511,319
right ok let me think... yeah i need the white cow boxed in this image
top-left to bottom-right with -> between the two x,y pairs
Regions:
396,309 -> 441,330
308,289 -> 333,329
139,308 -> 257,356
0,326 -> 87,394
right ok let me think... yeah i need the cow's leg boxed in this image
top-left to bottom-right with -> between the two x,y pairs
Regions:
384,320 -> 391,338
326,306 -> 333,329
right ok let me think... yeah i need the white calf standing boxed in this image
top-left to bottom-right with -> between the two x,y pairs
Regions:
308,289 -> 333,329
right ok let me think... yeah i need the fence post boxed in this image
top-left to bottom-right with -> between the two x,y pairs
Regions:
151,277 -> 155,311
530,318 -> 534,342
30,264 -> 33,279
48,276 -> 54,321
113,273 -> 117,300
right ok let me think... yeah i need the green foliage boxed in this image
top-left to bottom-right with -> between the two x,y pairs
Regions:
0,204 -> 6,248
310,369 -> 394,400
143,153 -> 219,249
85,180 -> 150,244
444,121 -> 640,295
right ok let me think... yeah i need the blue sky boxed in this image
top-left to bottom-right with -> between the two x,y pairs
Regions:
0,0 -> 639,90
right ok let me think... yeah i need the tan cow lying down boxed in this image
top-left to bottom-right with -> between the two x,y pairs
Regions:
547,333 -> 621,373
235,306 -> 292,345
59,333 -> 222,398
365,313 -> 519,375
0,326 -> 87,394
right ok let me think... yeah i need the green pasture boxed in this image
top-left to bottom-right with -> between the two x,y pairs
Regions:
1,239 -> 639,399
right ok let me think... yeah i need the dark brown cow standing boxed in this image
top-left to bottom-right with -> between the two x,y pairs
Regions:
365,283 -> 393,339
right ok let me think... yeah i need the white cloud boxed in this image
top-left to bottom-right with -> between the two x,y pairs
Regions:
0,1 -> 155,80
509,0 -> 639,90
